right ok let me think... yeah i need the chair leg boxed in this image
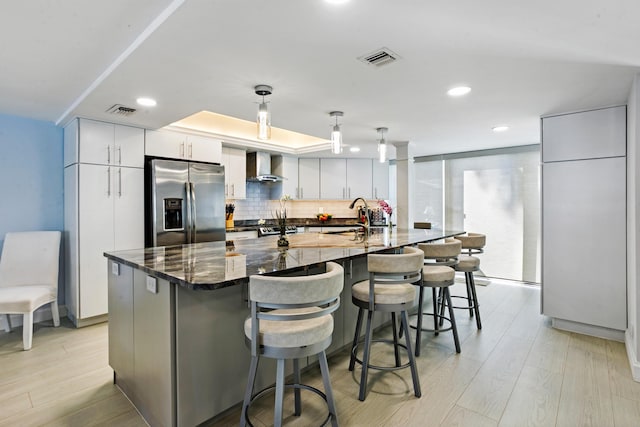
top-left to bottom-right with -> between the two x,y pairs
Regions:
319,350 -> 339,427
22,312 -> 34,351
438,288 -> 447,327
349,307 -> 364,371
51,301 -> 60,327
465,272 -> 474,317
240,355 -> 259,427
415,285 -> 425,356
444,289 -> 461,353
274,358 -> 286,427
2,314 -> 10,333
293,358 -> 301,416
391,312 -> 401,367
432,287 -> 439,336
358,309 -> 374,401
400,310 -> 421,398
469,272 -> 482,329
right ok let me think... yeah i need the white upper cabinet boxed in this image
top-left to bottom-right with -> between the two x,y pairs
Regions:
372,161 -> 389,199
271,155 -> 299,199
541,105 -> 626,162
346,158 -> 373,200
320,159 -> 347,199
221,147 -> 246,199
145,130 -> 222,163
65,118 -> 144,167
298,158 -> 320,199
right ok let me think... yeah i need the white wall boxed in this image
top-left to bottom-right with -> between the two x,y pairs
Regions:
628,74 -> 640,379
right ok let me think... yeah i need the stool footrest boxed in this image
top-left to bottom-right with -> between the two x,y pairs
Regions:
448,295 -> 478,310
409,312 -> 455,334
244,383 -> 333,427
351,338 -> 413,372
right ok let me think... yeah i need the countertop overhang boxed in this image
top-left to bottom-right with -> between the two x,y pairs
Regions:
104,228 -> 463,290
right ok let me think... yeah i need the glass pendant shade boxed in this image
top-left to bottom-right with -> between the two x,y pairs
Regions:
329,111 -> 344,154
331,124 -> 342,154
254,85 -> 273,140
378,139 -> 387,163
257,101 -> 271,140
377,127 -> 388,163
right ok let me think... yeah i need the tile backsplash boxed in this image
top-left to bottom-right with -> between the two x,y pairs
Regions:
228,182 -> 378,221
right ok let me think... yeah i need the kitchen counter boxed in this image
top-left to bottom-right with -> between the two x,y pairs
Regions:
104,228 -> 461,291
104,227 -> 462,426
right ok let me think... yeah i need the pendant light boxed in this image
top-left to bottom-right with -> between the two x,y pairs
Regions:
254,85 -> 272,140
377,127 -> 388,163
329,111 -> 343,154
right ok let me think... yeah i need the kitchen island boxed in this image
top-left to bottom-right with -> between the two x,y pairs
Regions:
104,228 -> 462,427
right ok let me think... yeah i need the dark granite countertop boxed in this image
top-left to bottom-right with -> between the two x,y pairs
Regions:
225,218 -> 373,232
104,228 -> 463,291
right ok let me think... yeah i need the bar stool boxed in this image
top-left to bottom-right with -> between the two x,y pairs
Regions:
453,233 -> 486,330
348,246 -> 423,401
414,238 -> 462,355
241,262 -> 344,427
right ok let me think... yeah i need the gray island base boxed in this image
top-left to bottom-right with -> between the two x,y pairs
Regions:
104,228 -> 463,426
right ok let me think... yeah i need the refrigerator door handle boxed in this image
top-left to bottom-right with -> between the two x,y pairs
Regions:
185,181 -> 192,243
190,182 -> 197,242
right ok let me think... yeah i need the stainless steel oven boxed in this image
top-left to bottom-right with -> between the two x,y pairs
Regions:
257,226 -> 298,237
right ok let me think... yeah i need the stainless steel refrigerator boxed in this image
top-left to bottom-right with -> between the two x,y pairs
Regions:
146,158 -> 225,247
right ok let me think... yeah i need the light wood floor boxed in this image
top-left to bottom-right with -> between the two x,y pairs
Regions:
2,280 -> 640,426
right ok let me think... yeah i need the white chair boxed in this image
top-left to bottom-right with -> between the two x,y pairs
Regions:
0,231 -> 62,350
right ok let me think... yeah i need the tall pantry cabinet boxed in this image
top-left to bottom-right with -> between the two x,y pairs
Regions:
541,105 -> 627,338
64,118 -> 145,326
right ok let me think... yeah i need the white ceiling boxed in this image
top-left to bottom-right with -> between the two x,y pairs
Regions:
2,0 -> 639,158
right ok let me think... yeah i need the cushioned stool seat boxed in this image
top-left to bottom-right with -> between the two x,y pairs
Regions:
456,255 -> 480,271
348,246 -> 423,401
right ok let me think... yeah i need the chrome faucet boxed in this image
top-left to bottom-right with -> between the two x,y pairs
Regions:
349,197 -> 370,247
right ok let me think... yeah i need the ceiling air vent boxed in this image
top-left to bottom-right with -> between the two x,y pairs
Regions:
106,104 -> 137,116
358,47 -> 400,67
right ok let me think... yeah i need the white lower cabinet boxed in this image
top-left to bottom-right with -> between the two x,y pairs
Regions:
65,163 -> 144,325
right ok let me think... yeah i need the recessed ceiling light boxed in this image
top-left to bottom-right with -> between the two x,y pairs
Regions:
349,146 -> 360,153
492,125 -> 509,132
325,0 -> 350,4
447,86 -> 471,97
136,97 -> 157,107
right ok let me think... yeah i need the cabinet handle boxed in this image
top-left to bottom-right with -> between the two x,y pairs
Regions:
180,142 -> 185,158
231,183 -> 235,196
107,146 -> 111,164
118,168 -> 122,197
107,167 -> 111,197
348,187 -> 351,198
225,184 -> 228,197
188,143 -> 193,158
117,146 -> 122,165
300,188 -> 303,199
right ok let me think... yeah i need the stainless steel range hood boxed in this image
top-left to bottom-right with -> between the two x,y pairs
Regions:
246,152 -> 284,182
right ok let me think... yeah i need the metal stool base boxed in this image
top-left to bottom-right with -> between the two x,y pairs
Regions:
243,383 -> 334,427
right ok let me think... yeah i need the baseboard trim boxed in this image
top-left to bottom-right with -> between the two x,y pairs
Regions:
625,330 -> 640,382
551,317 -> 625,342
